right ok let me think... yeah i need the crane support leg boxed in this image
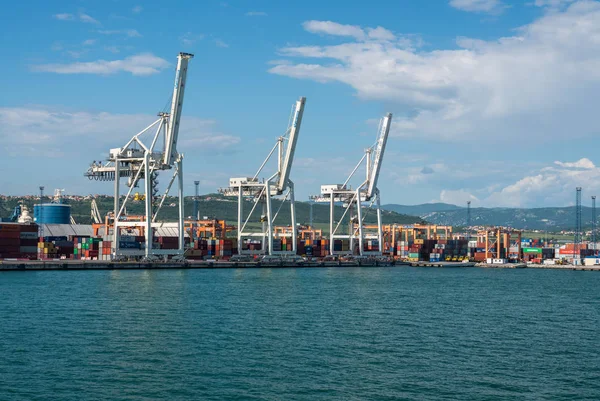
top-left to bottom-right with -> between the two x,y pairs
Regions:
356,190 -> 364,256
113,159 -> 120,257
177,158 -> 184,253
265,184 -> 273,255
376,192 -> 383,253
290,182 -> 297,254
237,187 -> 243,255
329,196 -> 334,256
349,204 -> 354,255
144,154 -> 153,257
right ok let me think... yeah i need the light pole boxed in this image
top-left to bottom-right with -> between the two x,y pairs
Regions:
39,186 -> 45,241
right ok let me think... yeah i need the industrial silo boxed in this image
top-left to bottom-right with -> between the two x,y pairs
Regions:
34,203 -> 71,224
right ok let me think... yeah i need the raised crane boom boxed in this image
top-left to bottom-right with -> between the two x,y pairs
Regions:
366,112 -> 392,200
164,52 -> 194,166
277,97 -> 306,192
91,198 -> 102,224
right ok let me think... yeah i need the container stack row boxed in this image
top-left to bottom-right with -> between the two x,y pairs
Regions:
37,236 -> 112,260
187,238 -> 236,259
399,238 -> 470,262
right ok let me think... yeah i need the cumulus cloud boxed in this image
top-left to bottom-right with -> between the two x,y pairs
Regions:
554,158 -> 595,169
440,189 -> 480,205
449,0 -> 506,14
270,2 -> 600,144
440,158 -> 600,207
0,107 -> 240,156
31,53 -> 169,76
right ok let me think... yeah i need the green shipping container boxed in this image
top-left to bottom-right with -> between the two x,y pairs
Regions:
408,252 -> 419,258
522,247 -> 542,253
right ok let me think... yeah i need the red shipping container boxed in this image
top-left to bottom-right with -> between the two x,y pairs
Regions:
0,231 -> 20,239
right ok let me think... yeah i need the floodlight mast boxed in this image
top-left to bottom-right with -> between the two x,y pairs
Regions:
310,113 -> 392,257
84,52 -> 194,259
219,97 -> 306,256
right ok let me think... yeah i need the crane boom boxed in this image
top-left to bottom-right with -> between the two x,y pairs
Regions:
277,97 -> 306,192
366,112 -> 392,199
164,52 -> 194,166
91,199 -> 102,224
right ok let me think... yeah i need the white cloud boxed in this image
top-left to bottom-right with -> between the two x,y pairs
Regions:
104,46 -> 120,54
270,2 -> 600,144
440,189 -> 480,205
31,53 -> 169,76
53,13 -> 74,21
440,158 -> 600,207
554,158 -> 595,169
53,12 -> 100,24
303,20 -> 366,40
132,5 -> 143,14
98,29 -> 142,38
366,26 -> 396,41
79,13 -> 100,24
246,11 -> 268,16
66,50 -> 87,59
449,0 -> 506,14
301,20 -> 396,42
534,0 -> 575,9
214,39 -> 229,48
0,107 -> 240,156
82,39 -> 96,46
180,32 -> 205,46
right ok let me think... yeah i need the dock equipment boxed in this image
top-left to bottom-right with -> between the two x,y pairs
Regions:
219,97 -> 306,256
84,52 -> 194,259
311,113 -> 392,256
476,228 -> 522,261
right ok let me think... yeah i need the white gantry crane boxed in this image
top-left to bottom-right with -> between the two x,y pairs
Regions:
84,52 -> 194,259
311,113 -> 392,257
219,97 -> 306,256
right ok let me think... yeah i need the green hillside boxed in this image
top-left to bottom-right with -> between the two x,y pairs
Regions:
0,194 -> 422,227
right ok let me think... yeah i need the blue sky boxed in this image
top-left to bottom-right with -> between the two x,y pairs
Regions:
1,0 -> 600,208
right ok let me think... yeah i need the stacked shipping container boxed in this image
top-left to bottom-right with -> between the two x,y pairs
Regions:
0,223 -> 38,259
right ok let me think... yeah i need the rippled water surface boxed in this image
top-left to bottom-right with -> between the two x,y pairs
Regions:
1,267 -> 599,400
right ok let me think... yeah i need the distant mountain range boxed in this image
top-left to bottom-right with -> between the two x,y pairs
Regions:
382,203 -> 590,231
